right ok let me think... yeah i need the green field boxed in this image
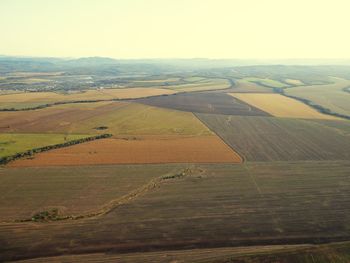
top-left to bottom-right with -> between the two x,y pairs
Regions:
285,77 -> 350,117
0,133 -> 89,158
62,103 -> 213,136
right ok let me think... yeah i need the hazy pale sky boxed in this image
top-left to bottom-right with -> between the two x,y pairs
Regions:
1,0 -> 350,59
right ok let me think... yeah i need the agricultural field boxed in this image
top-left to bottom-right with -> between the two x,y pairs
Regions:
1,61 -> 350,262
285,77 -> 350,117
10,242 -> 350,263
1,161 -> 350,261
0,133 -> 89,158
243,77 -> 289,88
130,77 -> 231,92
10,136 -> 242,167
310,118 -> 350,135
0,102 -> 212,136
165,78 -> 231,92
229,93 -> 338,120
198,114 -> 350,161
284,78 -> 304,86
137,92 -> 270,116
0,87 -> 177,110
131,77 -> 181,84
10,242 -> 349,263
12,242 -> 350,263
0,164 -> 182,221
231,79 -> 273,93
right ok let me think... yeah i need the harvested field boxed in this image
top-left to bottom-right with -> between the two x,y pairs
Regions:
136,92 -> 271,116
1,161 -> 350,261
0,164 -> 182,221
0,87 -> 176,110
13,243 -> 344,263
9,136 -> 242,167
285,77 -> 350,117
229,93 -> 338,120
0,102 -> 211,136
0,133 -> 89,158
310,118 -> 350,135
197,114 -> 350,161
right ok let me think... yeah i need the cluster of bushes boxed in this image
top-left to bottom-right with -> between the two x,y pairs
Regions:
162,171 -> 186,180
0,133 -> 112,165
31,208 -> 60,222
94,126 -> 108,130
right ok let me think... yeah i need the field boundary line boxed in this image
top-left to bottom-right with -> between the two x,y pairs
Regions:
193,112 -> 246,163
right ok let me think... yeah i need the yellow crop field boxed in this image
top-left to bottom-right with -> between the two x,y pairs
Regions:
229,93 -> 339,120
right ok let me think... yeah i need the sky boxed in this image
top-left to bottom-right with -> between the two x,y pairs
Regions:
1,0 -> 350,59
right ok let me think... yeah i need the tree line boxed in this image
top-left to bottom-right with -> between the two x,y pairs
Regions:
281,92 -> 350,120
0,133 -> 112,165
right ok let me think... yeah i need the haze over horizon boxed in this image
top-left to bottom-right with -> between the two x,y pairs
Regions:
1,0 -> 350,59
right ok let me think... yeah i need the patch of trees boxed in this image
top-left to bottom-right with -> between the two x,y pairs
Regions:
0,134 -> 112,165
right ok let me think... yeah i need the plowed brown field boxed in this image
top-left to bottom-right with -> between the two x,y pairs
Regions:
9,136 -> 242,167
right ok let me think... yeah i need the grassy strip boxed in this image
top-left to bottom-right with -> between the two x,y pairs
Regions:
0,134 -> 112,165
